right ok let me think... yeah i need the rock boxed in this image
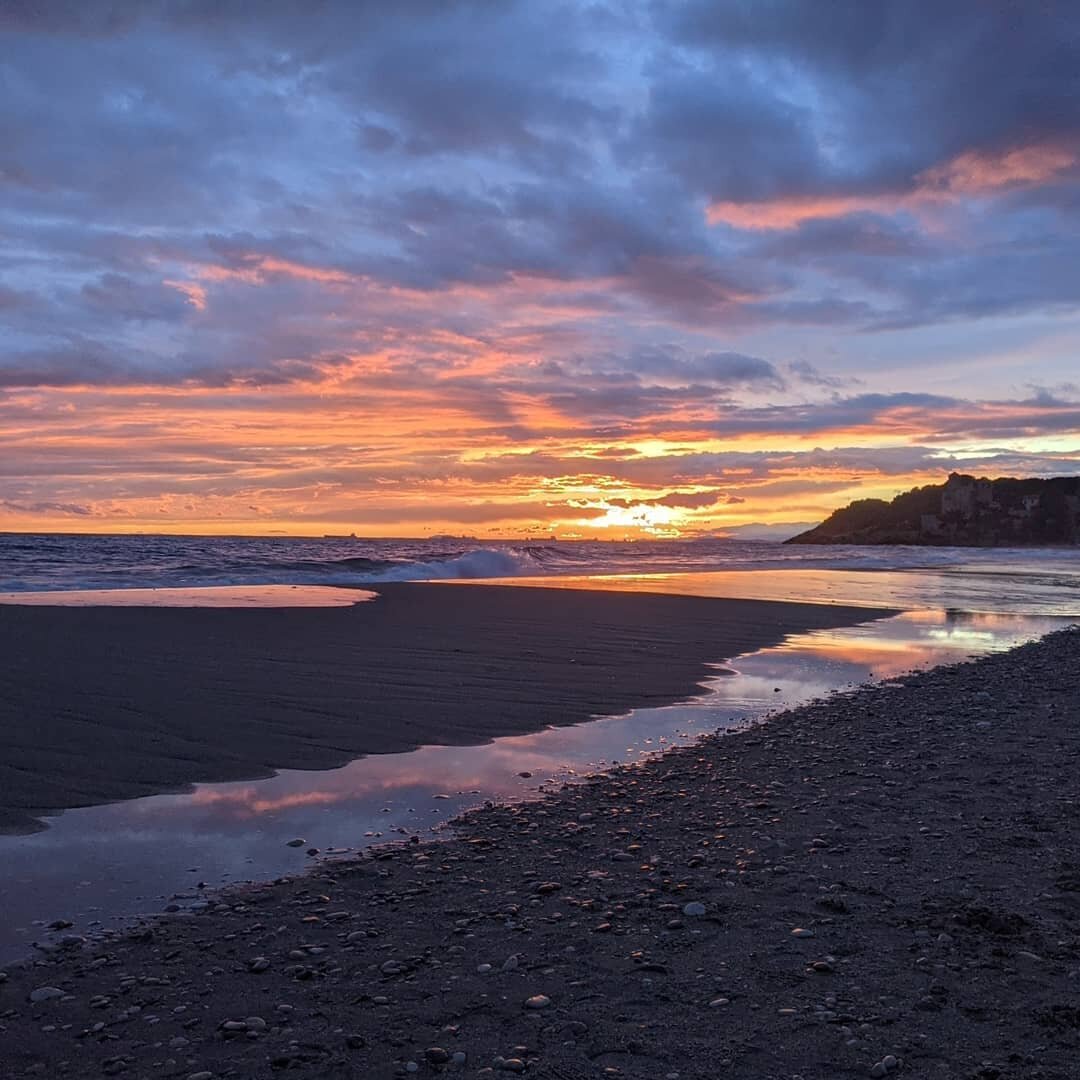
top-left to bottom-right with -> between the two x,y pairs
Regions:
524,994 -> 551,1009
791,927 -> 815,938
48,919 -> 73,930
709,997 -> 730,1007
499,1060 -> 526,1073
28,986 -> 65,1003
682,901 -> 706,916
425,1047 -> 450,1064
380,959 -> 407,975
870,1065 -> 887,1079
882,1056 -> 898,1071
452,1051 -> 468,1065
285,838 -> 306,848
249,956 -> 271,973
187,1073 -> 214,1080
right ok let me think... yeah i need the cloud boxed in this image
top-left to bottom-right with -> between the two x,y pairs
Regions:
0,2 -> 1077,532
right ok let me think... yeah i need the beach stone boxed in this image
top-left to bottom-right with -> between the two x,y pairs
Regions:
682,901 -> 706,916
791,927 -> 815,938
709,997 -> 730,1007
249,956 -> 270,973
285,838 -> 306,848
28,986 -> 65,1003
451,1051 -> 468,1065
425,1047 -> 450,1064
499,1060 -> 526,1073
187,1073 -> 213,1080
524,994 -> 552,1009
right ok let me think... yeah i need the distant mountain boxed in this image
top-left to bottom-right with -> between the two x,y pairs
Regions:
717,522 -> 819,542
786,473 -> 1080,546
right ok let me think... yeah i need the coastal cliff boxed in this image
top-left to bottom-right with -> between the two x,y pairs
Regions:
787,472 -> 1080,546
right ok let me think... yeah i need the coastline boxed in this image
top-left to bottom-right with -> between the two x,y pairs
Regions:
2,626 -> 1077,1079
0,583 -> 889,833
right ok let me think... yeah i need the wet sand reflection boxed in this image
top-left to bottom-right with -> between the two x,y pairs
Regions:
0,609 -> 1066,962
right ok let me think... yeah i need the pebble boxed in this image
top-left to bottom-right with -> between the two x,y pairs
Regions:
187,1073 -> 213,1080
285,838 -> 306,848
249,956 -> 271,973
524,994 -> 551,1009
709,997 -> 730,1007
425,1047 -> 450,1064
28,986 -> 65,1003
870,1057 -> 899,1078
791,927 -> 815,938
682,901 -> 706,916
452,1051 -> 468,1065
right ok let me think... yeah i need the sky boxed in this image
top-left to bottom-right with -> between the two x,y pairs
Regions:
1,0 -> 1079,538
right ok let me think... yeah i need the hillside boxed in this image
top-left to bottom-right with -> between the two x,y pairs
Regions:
786,473 -> 1080,546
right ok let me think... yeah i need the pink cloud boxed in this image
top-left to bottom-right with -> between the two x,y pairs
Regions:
707,140 -> 1078,230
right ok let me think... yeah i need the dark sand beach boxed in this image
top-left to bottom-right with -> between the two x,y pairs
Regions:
0,584 -> 884,834
1,621 -> 1078,1079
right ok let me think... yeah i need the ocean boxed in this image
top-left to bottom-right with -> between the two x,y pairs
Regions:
2,532 -> 1078,615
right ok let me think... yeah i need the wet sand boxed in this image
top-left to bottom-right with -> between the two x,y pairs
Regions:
0,583 -> 884,833
1,626 -> 1077,1079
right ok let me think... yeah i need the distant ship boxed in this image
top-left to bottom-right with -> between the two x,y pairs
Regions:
322,532 -> 358,540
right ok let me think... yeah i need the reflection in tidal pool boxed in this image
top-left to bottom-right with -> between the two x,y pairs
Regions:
0,609 -> 1066,963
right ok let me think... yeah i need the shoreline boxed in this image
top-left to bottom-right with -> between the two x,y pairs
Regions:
0,583 -> 889,834
1,626 -> 1077,1078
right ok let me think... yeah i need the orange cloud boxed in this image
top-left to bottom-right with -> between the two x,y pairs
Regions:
707,140 -> 1078,229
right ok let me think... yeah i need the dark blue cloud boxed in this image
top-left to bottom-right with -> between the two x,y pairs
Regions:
0,0 -> 1077,397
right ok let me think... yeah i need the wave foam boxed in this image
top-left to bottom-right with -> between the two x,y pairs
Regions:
361,547 -> 539,582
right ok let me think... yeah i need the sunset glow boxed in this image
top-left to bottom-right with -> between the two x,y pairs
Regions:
2,4 -> 1078,538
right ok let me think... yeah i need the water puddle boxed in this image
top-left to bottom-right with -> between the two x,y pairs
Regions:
0,609 -> 1066,964
0,584 -> 375,607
